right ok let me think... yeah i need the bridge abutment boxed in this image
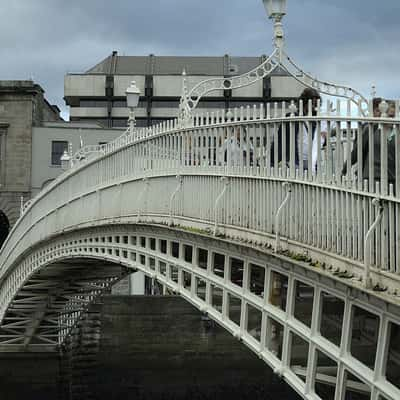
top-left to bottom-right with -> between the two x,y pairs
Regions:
61,305 -> 102,400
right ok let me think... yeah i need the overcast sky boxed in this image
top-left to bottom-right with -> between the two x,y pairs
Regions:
1,0 -> 398,119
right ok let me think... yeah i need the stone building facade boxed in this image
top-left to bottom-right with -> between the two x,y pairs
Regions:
0,81 -> 61,226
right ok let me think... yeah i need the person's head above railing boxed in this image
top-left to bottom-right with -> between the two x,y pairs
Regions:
299,88 -> 321,116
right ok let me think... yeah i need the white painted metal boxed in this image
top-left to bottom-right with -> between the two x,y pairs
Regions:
1,107 -> 400,397
364,199 -> 384,289
275,182 -> 291,252
213,177 -> 230,236
12,224 -> 400,400
0,91 -> 400,400
169,175 -> 183,226
0,2 -> 393,396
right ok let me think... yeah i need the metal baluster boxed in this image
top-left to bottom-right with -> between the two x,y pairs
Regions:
368,123 -> 374,193
281,101 -> 287,178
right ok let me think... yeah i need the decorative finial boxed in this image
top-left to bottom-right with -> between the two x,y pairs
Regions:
378,99 -> 389,117
288,100 -> 297,116
371,85 -> 376,99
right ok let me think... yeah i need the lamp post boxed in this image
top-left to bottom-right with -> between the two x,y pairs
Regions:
179,0 -> 368,120
263,0 -> 287,52
126,81 -> 141,138
60,150 -> 71,171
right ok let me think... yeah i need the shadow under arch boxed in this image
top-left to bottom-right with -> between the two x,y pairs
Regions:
0,210 -> 10,249
0,252 -> 130,351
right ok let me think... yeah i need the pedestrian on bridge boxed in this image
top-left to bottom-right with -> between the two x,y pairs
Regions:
219,126 -> 254,167
270,88 -> 327,174
342,98 -> 396,190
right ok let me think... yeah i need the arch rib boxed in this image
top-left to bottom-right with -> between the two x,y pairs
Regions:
280,51 -> 369,115
179,49 -> 280,121
179,49 -> 369,122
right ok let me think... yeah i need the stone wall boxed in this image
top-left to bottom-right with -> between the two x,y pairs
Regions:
0,91 -> 33,192
0,80 -> 61,225
0,190 -> 29,225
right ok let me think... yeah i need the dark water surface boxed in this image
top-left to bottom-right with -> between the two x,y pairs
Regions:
0,296 -> 302,400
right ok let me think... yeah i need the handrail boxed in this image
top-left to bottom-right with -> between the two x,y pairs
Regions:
1,104 -> 400,295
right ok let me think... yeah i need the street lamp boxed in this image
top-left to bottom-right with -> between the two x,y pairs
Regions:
179,0 -> 369,121
263,0 -> 287,51
60,149 -> 71,171
126,80 -> 141,137
263,0 -> 286,19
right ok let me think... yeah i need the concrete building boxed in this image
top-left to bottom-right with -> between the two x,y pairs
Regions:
0,81 -> 61,226
31,121 -> 124,196
30,120 -> 146,294
65,51 -> 306,128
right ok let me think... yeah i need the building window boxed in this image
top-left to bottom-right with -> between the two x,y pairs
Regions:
151,101 -> 180,108
135,119 -> 149,128
79,100 -> 108,107
88,119 -> 109,128
51,141 -> 68,166
113,100 -> 127,108
112,119 -> 128,128
113,100 -> 146,108
197,101 -> 225,109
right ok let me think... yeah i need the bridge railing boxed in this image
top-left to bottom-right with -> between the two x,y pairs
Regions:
1,99 -> 400,290
69,98 -> 399,194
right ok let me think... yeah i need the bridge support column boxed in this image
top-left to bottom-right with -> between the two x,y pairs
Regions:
60,305 -> 102,400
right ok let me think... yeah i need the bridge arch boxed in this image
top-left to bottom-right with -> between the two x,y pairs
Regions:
1,223 -> 399,400
1,98 -> 400,399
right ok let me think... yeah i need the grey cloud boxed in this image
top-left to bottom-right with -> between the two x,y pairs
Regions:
0,0 -> 398,118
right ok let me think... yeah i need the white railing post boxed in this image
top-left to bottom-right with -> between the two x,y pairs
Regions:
213,177 -> 230,236
137,178 -> 149,222
275,182 -> 292,252
169,175 -> 183,226
363,198 -> 384,289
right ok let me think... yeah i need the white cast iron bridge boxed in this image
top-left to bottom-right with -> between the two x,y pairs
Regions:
1,2 -> 400,400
